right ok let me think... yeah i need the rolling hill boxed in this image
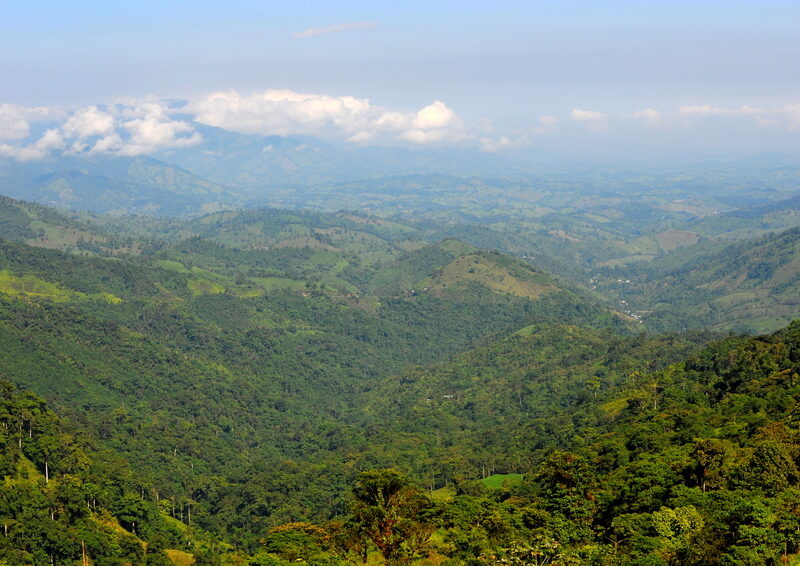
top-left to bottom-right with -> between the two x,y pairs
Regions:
598,226 -> 800,333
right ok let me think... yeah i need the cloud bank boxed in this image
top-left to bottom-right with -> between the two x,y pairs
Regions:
0,101 -> 201,161
0,90 -> 467,161
2,90 -> 800,161
187,89 -> 466,144
0,104 -> 63,142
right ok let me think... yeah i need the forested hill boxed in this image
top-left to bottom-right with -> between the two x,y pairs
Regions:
3,299 -> 800,563
357,324 -> 714,478
250,321 -> 800,566
454,318 -> 800,565
599,226 -> 800,333
3,192 -> 800,564
0,381 -> 207,565
0,227 -> 635,550
0,194 -> 125,254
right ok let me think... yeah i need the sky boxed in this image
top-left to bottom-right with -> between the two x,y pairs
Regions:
1,0 -> 800,161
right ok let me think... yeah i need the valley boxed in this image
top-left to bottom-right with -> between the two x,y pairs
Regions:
5,3 -> 800,563
0,163 -> 799,564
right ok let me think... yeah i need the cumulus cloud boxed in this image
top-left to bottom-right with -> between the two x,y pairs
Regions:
188,89 -> 466,144
0,100 -> 200,161
116,102 -> 200,156
570,108 -> 611,132
400,101 -> 462,143
293,21 -> 378,39
678,104 -> 764,116
14,128 -> 66,161
10,89 -> 800,161
631,108 -> 661,125
675,103 -> 800,131
571,108 -> 608,122
61,106 -> 115,139
480,135 -> 532,152
187,89 -> 372,136
0,104 -> 61,142
0,90 -> 467,160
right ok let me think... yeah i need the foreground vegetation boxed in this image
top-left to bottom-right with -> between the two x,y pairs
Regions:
3,318 -> 800,564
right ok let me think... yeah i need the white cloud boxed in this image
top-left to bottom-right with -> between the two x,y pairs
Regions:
412,101 -> 457,130
0,91 -> 466,160
347,131 -> 376,144
632,108 -> 661,124
570,109 -> 611,132
399,101 -> 464,143
0,106 -> 34,141
14,128 -> 66,161
0,100 -> 200,160
780,105 -> 800,130
480,135 -> 530,152
0,103 -> 60,142
571,108 -> 608,122
117,102 -> 200,156
678,104 -> 764,116
188,89 -> 466,144
675,103 -> 800,131
61,106 -> 115,139
187,89 -> 372,136
8,90 -> 800,161
294,21 -> 377,39
90,134 -> 123,154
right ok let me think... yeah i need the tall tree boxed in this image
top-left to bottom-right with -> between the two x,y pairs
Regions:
349,469 -> 435,565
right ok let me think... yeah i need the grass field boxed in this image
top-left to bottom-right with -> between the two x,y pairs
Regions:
480,473 -> 524,489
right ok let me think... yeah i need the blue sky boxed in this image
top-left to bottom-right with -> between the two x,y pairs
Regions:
2,1 -> 800,159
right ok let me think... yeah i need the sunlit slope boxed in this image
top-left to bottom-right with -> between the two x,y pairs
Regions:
601,227 -> 800,333
0,194 -> 134,254
0,233 -> 630,517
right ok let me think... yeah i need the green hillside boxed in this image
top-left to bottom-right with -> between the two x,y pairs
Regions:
0,194 -> 139,255
251,321 -> 800,566
0,381 -> 209,565
0,225 -> 633,548
0,191 -> 799,563
598,227 -> 800,333
4,286 -> 796,564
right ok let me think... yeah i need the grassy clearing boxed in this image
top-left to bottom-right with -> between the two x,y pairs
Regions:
429,254 -> 557,299
480,473 -> 524,489
513,324 -> 537,337
251,277 -> 307,291
598,255 -> 657,268
654,230 -> 700,252
429,486 -> 456,502
188,277 -> 226,295
0,269 -> 72,301
155,259 -> 190,273
164,549 -> 195,566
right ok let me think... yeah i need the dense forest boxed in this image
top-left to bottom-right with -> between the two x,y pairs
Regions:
0,193 -> 799,564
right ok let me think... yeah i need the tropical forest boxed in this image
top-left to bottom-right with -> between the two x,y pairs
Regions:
3,2 -> 800,564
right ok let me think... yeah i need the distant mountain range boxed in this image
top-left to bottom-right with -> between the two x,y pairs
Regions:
0,153 -> 240,216
5,126 -> 800,220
